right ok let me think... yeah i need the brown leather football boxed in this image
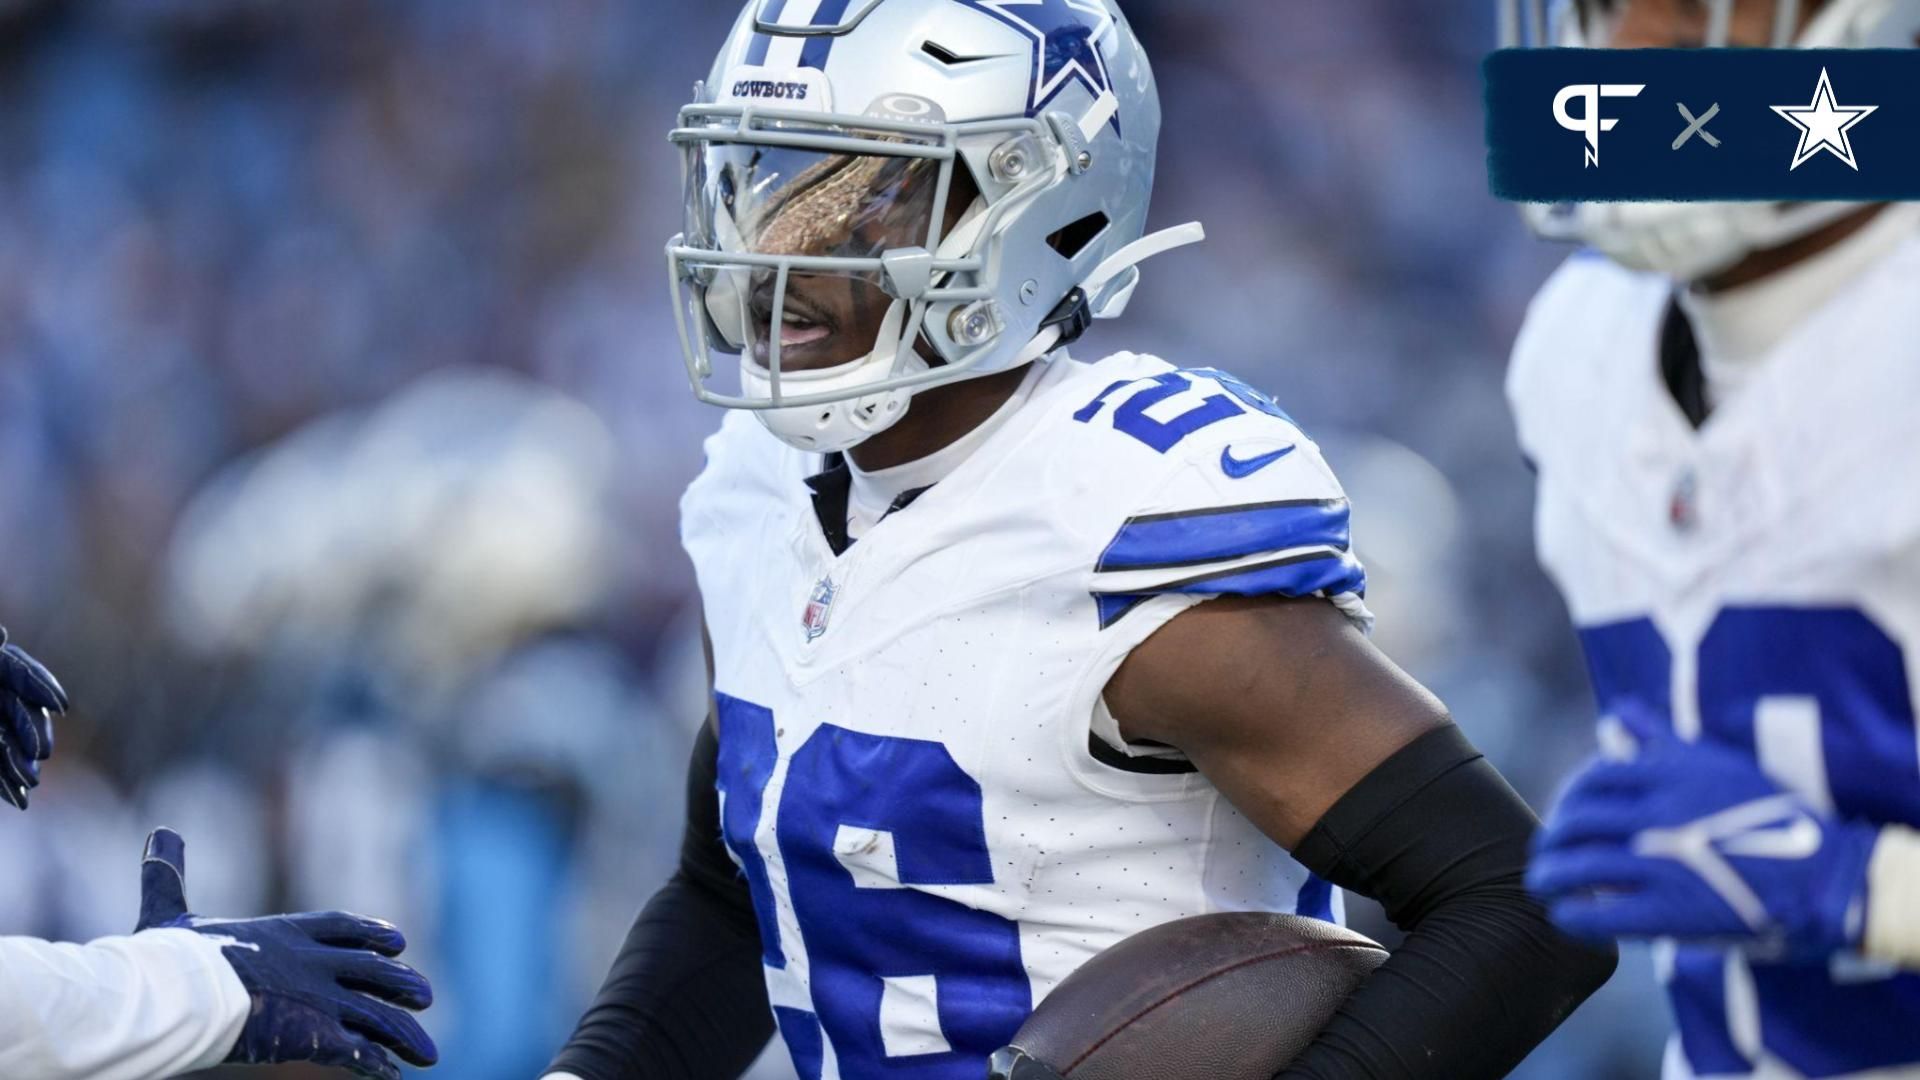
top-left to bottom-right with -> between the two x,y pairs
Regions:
990,912 -> 1388,1080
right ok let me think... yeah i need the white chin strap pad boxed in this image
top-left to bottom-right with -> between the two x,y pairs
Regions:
745,299 -> 922,453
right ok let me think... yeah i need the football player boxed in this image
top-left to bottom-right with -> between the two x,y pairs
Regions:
545,3 -> 1614,1079
0,628 -> 438,1080
1502,1 -> 1920,1078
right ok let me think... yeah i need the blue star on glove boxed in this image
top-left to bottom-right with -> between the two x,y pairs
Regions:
134,828 -> 439,1080
0,626 -> 68,811
1528,738 -> 1879,959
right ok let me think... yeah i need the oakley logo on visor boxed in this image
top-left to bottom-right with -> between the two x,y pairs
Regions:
864,94 -> 947,125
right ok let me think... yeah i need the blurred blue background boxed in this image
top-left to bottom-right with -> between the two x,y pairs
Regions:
0,1 -> 1668,1077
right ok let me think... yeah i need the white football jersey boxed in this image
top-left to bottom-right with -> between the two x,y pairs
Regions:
682,351 -> 1370,1080
1509,242 -> 1920,1080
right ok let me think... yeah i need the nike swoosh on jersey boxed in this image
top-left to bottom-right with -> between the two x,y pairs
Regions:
1219,444 -> 1296,479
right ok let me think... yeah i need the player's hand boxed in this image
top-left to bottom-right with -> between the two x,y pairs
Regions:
0,626 -> 68,811
133,828 -> 439,1079
1528,738 -> 1878,959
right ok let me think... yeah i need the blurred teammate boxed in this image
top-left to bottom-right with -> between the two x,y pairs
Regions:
1502,2 -> 1920,1077
544,3 -> 1613,1079
0,629 -> 439,1080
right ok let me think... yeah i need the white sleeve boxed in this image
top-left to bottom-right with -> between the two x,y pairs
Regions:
0,929 -> 250,1080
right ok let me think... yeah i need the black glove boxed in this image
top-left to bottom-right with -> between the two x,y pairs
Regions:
0,626 -> 68,810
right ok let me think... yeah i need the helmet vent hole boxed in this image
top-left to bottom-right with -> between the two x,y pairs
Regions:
921,40 -> 991,65
1047,212 -> 1111,261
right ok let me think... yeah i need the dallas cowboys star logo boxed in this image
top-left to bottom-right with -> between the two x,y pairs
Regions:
954,0 -> 1120,133
1771,67 -> 1877,171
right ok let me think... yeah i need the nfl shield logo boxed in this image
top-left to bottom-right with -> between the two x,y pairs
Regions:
1669,468 -> 1699,533
802,576 -> 837,642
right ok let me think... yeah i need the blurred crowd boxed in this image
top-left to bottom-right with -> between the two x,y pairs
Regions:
0,1 -> 1666,1077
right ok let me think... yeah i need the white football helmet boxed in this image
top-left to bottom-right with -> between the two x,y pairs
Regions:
667,0 -> 1202,452
1500,0 -> 1920,280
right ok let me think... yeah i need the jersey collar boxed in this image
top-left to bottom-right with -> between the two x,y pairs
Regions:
804,457 -> 933,557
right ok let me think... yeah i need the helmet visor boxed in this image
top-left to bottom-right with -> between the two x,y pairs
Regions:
687,130 -> 947,261
675,120 -> 953,393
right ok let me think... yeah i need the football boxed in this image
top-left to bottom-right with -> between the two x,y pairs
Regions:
991,912 -> 1388,1080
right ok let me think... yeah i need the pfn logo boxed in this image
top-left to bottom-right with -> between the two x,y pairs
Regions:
1554,83 -> 1645,167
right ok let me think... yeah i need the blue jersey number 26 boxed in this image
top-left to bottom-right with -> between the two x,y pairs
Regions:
713,694 -> 1031,1079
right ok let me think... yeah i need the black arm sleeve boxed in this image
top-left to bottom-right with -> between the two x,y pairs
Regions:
546,723 -> 775,1080
1277,725 -> 1618,1080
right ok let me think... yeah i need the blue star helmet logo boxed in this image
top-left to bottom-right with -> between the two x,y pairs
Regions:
954,0 -> 1120,134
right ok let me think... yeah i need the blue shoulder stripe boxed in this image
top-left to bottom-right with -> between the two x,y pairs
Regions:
1097,498 -> 1351,573
1157,549 -> 1366,601
1094,550 -> 1367,629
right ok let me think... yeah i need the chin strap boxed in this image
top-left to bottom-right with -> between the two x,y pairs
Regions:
1031,221 -> 1207,356
1085,221 -> 1207,320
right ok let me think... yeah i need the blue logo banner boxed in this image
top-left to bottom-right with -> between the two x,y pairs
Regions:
1486,49 -> 1920,201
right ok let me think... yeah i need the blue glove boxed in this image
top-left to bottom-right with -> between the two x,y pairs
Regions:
0,626 -> 67,810
1528,738 -> 1879,959
134,828 -> 439,1079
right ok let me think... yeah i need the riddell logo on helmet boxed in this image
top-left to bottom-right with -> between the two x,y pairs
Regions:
733,79 -> 810,101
